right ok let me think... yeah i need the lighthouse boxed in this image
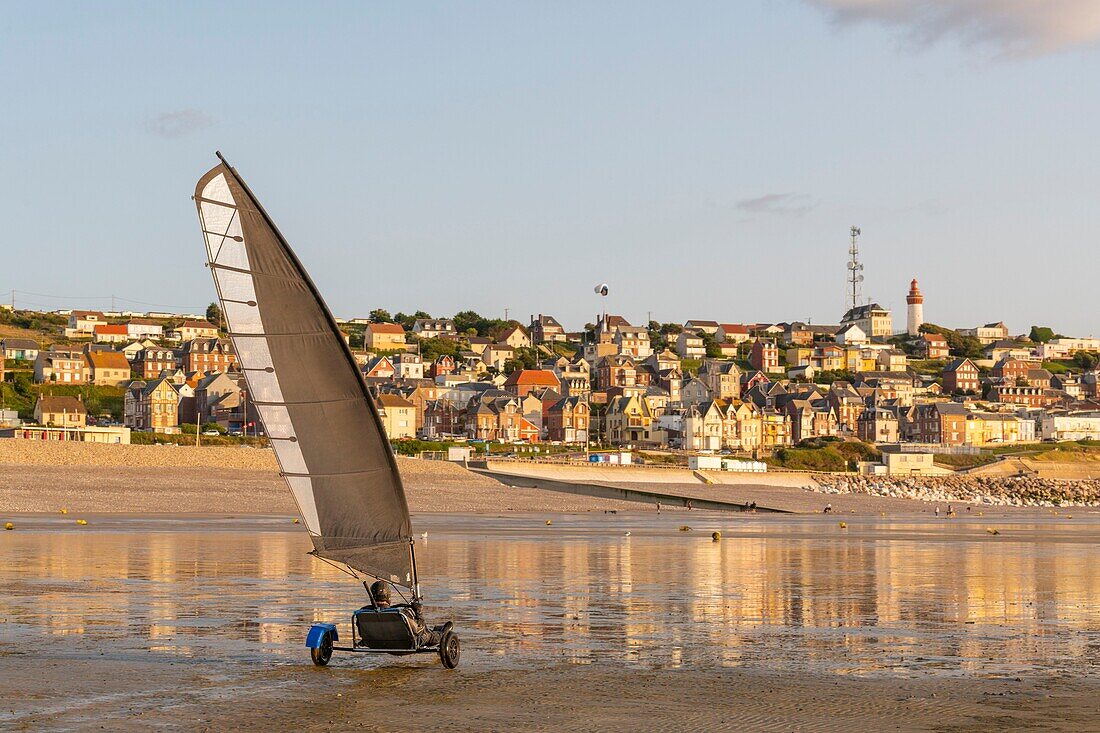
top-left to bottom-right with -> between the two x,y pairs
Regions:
906,278 -> 924,336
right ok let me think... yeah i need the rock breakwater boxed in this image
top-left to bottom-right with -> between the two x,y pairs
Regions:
814,474 -> 1100,507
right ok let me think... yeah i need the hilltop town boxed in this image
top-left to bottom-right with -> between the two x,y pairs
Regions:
2,284 -> 1099,474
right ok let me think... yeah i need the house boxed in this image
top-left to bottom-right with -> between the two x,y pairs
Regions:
545,397 -> 590,443
596,314 -> 632,336
551,358 -> 591,397
422,399 -> 464,439
391,353 -> 424,380
428,354 -> 456,381
683,320 -> 719,335
1040,412 -> 1100,441
85,350 -> 132,386
181,338 -> 236,374
716,324 -> 751,344
749,339 -> 780,373
412,319 -> 456,339
34,395 -> 87,428
362,356 -> 396,380
504,369 -> 561,397
857,407 -> 899,443
34,347 -> 88,384
760,408 -> 793,448
787,364 -> 815,382
785,398 -> 838,443
529,314 -> 567,343
913,402 -> 970,446
363,322 -> 407,351
942,358 -> 980,394
604,393 -> 657,445
126,318 -> 164,340
195,371 -> 239,425
916,333 -> 949,360
987,384 -> 1061,408
680,376 -> 712,405
93,324 -> 130,344
66,310 -> 105,337
595,355 -> 637,390
959,322 -> 1009,345
124,377 -> 180,433
499,325 -> 531,350
875,349 -> 908,372
138,346 -> 181,379
699,360 -> 742,400
835,323 -> 868,346
984,340 -> 1033,363
465,395 -> 540,442
1,338 -> 40,361
878,446 -> 944,476
1037,337 -> 1100,360
840,303 -> 893,339
675,331 -> 705,359
783,322 -> 815,346
992,357 -> 1032,383
481,343 -> 515,370
614,325 -> 652,359
174,320 -> 220,341
376,394 -> 417,439
828,382 -> 866,434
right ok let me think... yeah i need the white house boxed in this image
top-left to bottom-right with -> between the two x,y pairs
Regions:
835,323 -> 868,346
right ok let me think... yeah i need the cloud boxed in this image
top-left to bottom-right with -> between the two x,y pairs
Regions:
144,109 -> 213,138
804,0 -> 1100,56
736,193 -> 816,217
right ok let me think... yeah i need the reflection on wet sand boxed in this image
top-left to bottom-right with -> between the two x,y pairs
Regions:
1,514 -> 1097,676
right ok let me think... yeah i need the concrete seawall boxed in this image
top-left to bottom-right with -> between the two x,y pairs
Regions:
471,462 -> 794,513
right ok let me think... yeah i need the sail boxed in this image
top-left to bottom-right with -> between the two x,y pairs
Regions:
194,155 -> 415,587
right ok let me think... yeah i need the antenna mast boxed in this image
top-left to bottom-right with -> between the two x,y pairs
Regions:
847,226 -> 863,313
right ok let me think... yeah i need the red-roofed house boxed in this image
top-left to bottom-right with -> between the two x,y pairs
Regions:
364,322 -> 407,351
93,324 -> 129,344
504,369 -> 561,397
717,324 -> 751,344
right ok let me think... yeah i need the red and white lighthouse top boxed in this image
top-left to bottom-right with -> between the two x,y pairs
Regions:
907,278 -> 924,305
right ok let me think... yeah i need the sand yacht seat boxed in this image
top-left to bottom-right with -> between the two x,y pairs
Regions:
355,607 -> 419,651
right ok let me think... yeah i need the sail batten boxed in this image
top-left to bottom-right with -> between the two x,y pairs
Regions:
194,160 -> 415,587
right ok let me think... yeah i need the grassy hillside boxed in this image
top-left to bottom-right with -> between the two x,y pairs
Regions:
766,438 -> 879,472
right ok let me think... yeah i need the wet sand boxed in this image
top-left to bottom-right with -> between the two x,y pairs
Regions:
2,514 -> 1098,731
5,658 -> 1097,732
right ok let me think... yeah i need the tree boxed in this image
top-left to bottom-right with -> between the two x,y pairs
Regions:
369,309 -> 392,323
1073,350 -> 1100,371
700,331 -> 722,358
206,302 -> 223,329
1029,326 -> 1056,343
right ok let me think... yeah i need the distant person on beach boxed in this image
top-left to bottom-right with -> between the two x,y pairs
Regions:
750,501 -> 757,512
686,500 -> 693,510
824,503 -> 832,514
656,501 -> 661,514
947,504 -> 954,517
935,506 -> 940,517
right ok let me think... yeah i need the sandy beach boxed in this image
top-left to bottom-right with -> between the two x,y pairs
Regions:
6,440 -> 1096,518
0,441 -> 644,514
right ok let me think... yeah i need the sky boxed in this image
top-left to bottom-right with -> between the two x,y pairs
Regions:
2,1 -> 1099,336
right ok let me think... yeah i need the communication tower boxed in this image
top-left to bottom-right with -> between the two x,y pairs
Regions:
846,226 -> 863,313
